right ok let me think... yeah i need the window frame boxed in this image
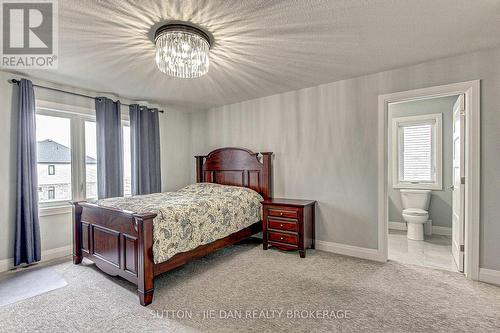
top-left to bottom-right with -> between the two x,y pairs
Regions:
391,113 -> 443,190
35,109 -> 76,208
48,164 -> 55,175
84,119 -> 99,200
36,100 -> 130,212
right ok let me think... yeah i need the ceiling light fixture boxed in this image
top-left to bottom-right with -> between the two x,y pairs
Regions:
154,23 -> 211,79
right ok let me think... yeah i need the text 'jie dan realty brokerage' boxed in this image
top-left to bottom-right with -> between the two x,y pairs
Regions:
151,308 -> 352,320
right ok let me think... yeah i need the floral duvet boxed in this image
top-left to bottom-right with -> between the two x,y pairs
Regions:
96,183 -> 263,264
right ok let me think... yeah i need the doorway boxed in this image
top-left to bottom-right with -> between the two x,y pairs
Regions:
387,95 -> 459,272
377,81 -> 480,280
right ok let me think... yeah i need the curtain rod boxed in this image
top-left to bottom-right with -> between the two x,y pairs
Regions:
8,79 -> 164,113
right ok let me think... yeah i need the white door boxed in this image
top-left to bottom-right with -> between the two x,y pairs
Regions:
452,94 -> 465,272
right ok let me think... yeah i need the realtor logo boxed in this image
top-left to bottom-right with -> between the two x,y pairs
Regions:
1,0 -> 58,68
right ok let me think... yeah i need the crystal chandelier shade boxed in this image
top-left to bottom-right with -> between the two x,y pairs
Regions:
154,24 -> 210,79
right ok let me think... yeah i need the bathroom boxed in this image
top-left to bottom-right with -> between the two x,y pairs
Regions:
387,94 -> 462,272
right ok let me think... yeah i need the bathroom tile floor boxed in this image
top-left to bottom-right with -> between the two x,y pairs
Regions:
388,229 -> 458,272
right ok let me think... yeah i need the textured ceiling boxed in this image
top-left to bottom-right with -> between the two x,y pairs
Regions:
9,0 -> 500,111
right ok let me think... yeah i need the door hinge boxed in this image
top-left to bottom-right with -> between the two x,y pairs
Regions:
460,245 -> 465,252
461,177 -> 465,185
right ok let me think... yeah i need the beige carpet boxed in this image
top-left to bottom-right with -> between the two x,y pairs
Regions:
1,241 -> 499,332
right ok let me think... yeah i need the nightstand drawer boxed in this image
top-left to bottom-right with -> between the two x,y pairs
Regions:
268,231 -> 298,245
268,218 -> 298,232
268,208 -> 298,219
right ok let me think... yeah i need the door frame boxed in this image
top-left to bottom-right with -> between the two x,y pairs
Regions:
377,80 -> 480,280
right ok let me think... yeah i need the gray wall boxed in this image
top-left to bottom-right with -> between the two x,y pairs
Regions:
190,47 -> 500,271
0,70 -> 192,262
388,96 -> 458,227
2,47 -> 499,272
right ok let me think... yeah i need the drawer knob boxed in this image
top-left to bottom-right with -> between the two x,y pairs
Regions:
280,237 -> 284,240
280,224 -> 284,227
280,212 -> 284,216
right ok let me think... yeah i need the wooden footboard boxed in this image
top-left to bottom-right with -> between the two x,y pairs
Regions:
72,201 -> 157,306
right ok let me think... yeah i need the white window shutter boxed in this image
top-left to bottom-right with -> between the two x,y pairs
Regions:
399,124 -> 433,182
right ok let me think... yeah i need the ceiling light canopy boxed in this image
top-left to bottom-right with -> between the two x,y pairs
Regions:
154,23 -> 211,79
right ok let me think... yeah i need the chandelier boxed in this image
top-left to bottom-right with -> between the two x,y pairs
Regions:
154,23 -> 211,79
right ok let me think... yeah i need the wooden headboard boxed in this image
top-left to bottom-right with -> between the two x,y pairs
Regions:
195,147 -> 273,199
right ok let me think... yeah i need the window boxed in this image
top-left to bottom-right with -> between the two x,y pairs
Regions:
36,102 -> 132,207
392,113 -> 442,190
48,186 -> 55,200
36,114 -> 72,203
85,121 -> 98,199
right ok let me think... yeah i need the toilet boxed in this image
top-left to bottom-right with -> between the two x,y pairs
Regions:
400,189 -> 431,241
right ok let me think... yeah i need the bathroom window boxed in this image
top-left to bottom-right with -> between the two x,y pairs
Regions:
392,113 -> 442,190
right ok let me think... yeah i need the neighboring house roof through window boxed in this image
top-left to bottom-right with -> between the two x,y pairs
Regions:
37,139 -> 97,164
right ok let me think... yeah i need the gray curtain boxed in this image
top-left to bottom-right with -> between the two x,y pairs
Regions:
96,97 -> 123,198
15,79 -> 41,266
129,105 -> 161,195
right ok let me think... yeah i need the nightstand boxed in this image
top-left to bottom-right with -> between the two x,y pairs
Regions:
261,198 -> 316,258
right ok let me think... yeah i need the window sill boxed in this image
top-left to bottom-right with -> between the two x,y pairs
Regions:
393,183 -> 443,191
39,204 -> 72,217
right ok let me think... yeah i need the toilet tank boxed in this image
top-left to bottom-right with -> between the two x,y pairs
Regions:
400,189 -> 431,210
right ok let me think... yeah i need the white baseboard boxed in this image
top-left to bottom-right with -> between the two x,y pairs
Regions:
315,240 -> 384,262
389,221 -> 407,230
432,226 -> 452,236
479,268 -> 500,286
0,258 -> 10,273
389,221 -> 452,236
0,245 -> 72,273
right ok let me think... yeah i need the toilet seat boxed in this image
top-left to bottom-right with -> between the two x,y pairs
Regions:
402,208 -> 428,216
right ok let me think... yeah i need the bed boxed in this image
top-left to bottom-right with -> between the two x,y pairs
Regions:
72,147 -> 272,306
